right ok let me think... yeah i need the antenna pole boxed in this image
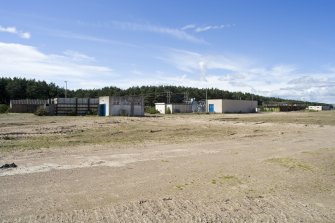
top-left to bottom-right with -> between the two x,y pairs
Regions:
64,81 -> 68,98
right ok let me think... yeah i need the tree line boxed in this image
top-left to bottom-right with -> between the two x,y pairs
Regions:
0,77 -> 328,106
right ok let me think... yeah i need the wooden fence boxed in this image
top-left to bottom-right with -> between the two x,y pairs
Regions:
10,99 -> 48,113
10,98 -> 98,115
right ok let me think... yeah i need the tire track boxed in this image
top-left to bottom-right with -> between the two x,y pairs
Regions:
2,195 -> 334,223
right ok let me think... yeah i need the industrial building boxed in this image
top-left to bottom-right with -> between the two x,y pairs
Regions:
99,96 -> 144,116
207,99 -> 257,113
308,105 -> 330,111
155,103 -> 192,114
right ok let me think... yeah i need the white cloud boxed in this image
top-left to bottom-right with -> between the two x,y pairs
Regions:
111,21 -> 205,44
19,32 -> 31,39
0,25 -> 31,39
0,42 -> 114,89
159,49 -> 335,103
0,26 -> 17,33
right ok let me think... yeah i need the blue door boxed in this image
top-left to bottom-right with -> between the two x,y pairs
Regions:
209,104 -> 214,113
98,104 -> 106,116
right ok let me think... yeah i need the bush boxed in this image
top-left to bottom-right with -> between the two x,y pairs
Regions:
120,109 -> 128,116
145,106 -> 160,114
0,104 -> 9,113
165,107 -> 171,114
87,108 -> 98,115
34,107 -> 48,116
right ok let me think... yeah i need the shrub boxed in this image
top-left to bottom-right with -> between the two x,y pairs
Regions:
165,107 -> 171,114
68,108 -> 77,116
87,108 -> 98,115
120,109 -> 128,116
34,107 -> 48,116
145,106 -> 160,114
0,104 -> 9,113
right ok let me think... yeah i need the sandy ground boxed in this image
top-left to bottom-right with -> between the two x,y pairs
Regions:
0,112 -> 335,222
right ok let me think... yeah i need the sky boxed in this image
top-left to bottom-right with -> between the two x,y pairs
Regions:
0,0 -> 334,103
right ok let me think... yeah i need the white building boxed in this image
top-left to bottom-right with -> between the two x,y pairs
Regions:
155,103 -> 192,114
308,105 -> 330,111
207,99 -> 257,113
99,96 -> 144,116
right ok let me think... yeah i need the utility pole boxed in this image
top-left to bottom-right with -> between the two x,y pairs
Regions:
205,88 -> 208,112
183,92 -> 189,103
64,81 -> 68,98
166,91 -> 171,104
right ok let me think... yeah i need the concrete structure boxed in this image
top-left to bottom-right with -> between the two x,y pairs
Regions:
308,105 -> 330,111
99,96 -> 144,116
207,99 -> 257,113
155,103 -> 192,114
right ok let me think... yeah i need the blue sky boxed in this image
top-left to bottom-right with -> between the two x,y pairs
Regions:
0,0 -> 334,103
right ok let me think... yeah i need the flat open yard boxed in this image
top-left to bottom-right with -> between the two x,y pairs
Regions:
1,111 -> 335,222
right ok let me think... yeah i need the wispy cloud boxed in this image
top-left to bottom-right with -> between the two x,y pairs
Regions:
181,24 -> 196,30
66,20 -> 206,44
0,25 -> 31,39
111,21 -> 205,44
181,24 -> 235,33
52,30 -> 140,48
0,42 -> 114,89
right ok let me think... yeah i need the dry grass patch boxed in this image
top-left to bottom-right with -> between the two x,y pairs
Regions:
211,175 -> 241,186
266,157 -> 314,171
219,111 -> 335,126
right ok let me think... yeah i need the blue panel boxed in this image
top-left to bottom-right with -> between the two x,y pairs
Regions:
98,104 -> 106,116
209,104 -> 214,113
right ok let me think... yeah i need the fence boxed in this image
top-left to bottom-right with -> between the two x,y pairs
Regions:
10,99 -> 48,113
53,98 -> 98,115
9,98 -> 98,115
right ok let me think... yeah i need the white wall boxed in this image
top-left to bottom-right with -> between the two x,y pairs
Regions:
99,96 -> 144,116
155,103 -> 166,114
155,103 -> 192,114
110,96 -> 144,116
207,99 -> 223,113
308,106 -> 322,111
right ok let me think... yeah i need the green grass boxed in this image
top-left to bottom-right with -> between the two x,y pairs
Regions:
266,157 -> 314,171
175,183 -> 190,190
211,175 -> 241,185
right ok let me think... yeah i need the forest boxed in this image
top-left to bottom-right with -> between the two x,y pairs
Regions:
0,77 -> 327,106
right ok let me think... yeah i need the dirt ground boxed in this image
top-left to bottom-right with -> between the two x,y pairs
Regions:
0,111 -> 335,222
